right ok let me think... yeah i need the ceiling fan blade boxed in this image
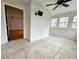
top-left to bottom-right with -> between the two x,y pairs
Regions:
46,3 -> 57,6
64,0 -> 72,3
62,4 -> 69,7
53,4 -> 59,10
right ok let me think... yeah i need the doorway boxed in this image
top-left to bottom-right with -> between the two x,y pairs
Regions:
5,5 -> 24,41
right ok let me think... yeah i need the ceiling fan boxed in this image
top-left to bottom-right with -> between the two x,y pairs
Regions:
46,0 -> 72,10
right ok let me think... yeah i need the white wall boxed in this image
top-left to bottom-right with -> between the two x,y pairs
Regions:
1,3 -> 8,44
25,1 -> 31,41
50,11 -> 77,40
30,1 -> 51,41
1,0 -> 27,44
1,0 -> 51,44
2,0 -> 76,44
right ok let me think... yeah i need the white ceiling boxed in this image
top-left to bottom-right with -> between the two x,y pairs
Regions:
20,0 -> 77,15
15,0 -> 30,4
2,0 -> 30,5
2,0 -> 77,15
33,0 -> 77,15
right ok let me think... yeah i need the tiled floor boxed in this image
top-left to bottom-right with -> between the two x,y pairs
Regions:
1,35 -> 77,59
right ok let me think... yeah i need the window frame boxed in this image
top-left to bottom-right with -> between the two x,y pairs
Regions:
59,17 -> 69,28
72,16 -> 77,29
50,18 -> 57,27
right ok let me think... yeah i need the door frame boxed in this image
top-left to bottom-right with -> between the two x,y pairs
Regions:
5,5 -> 9,41
5,4 -> 24,41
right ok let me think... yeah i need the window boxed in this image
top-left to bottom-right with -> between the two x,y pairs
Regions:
72,16 -> 77,28
59,17 -> 69,28
51,19 -> 57,27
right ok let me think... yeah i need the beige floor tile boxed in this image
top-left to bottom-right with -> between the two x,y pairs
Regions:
1,35 -> 77,59
54,48 -> 77,59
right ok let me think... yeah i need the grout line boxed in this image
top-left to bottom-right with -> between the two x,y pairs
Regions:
53,43 -> 65,59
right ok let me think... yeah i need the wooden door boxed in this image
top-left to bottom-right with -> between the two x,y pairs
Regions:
5,5 -> 23,41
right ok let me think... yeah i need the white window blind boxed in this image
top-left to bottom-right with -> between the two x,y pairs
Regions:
72,16 -> 77,28
59,17 -> 69,28
51,19 -> 57,27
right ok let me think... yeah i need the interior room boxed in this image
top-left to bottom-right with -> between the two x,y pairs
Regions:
1,0 -> 77,59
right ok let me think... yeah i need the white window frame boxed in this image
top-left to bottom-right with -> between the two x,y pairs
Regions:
72,16 -> 77,29
59,17 -> 69,28
51,18 -> 57,27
